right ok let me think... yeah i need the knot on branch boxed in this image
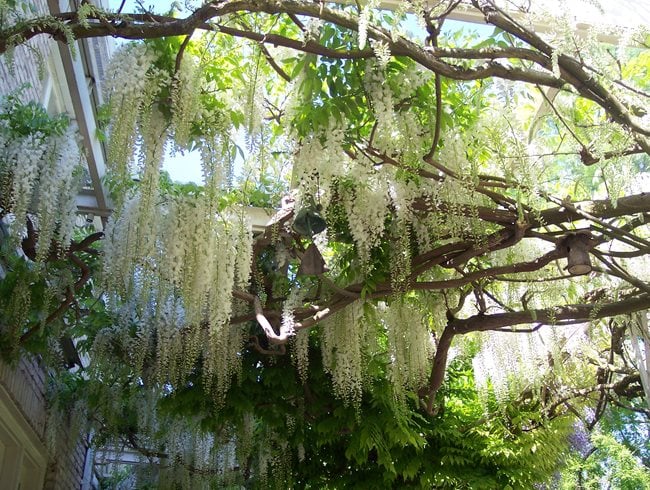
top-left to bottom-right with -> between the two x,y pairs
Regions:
580,146 -> 598,165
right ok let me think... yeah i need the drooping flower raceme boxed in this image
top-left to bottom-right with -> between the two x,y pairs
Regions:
321,301 -> 365,408
101,188 -> 254,400
472,326 -> 592,405
171,55 -> 203,151
0,110 -> 82,256
103,43 -> 159,187
382,301 -> 434,394
33,126 -> 83,259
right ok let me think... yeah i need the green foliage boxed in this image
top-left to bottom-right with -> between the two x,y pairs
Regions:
555,401 -> 650,489
62,330 -> 572,489
0,244 -> 100,361
0,93 -> 86,359
0,88 -> 68,136
560,431 -> 650,489
600,401 -> 650,468
0,0 -> 37,27
2,4 -> 650,490
97,467 -> 133,490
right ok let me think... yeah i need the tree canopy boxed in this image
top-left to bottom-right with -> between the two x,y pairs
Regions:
0,0 -> 649,487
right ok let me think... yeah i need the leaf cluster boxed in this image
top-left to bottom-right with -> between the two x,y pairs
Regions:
0,88 -> 69,136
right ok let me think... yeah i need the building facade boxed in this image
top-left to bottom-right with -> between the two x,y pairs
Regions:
0,1 -> 111,488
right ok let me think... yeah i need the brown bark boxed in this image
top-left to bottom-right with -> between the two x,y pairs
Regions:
420,294 -> 650,410
451,294 -> 650,334
425,325 -> 456,414
0,4 -> 596,95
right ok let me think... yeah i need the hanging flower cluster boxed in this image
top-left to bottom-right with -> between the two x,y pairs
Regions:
363,61 -> 428,161
320,301 -> 365,407
292,121 -> 349,199
370,39 -> 391,68
381,301 -> 434,395
291,328 -> 310,384
101,190 -> 252,394
96,39 -> 258,409
289,57 -> 498,278
170,56 -> 203,151
32,126 -> 82,259
472,327 -> 592,405
342,179 -> 390,268
293,120 -> 491,273
103,43 -> 159,186
0,96 -> 82,256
